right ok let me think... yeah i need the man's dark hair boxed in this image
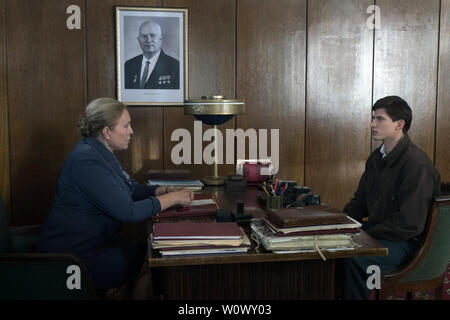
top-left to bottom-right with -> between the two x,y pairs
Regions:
372,96 -> 412,134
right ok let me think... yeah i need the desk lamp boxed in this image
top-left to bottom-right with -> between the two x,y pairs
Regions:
184,95 -> 245,185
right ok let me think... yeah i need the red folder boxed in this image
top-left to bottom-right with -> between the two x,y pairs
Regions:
154,193 -> 219,219
153,222 -> 243,240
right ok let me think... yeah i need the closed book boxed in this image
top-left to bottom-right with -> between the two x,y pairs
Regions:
155,193 -> 218,219
261,217 -> 360,236
266,205 -> 347,228
153,222 -> 243,240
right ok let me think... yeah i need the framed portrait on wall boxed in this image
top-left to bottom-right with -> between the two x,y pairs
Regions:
115,7 -> 188,105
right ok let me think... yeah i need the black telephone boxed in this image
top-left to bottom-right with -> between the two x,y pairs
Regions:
287,193 -> 321,208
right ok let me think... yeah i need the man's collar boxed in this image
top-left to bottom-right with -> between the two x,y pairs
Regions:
142,50 -> 161,64
380,134 -> 410,166
380,144 -> 387,159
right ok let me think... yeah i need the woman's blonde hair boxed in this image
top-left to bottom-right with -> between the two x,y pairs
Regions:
78,98 -> 126,138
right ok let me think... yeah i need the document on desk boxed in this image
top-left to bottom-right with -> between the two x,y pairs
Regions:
191,199 -> 216,206
147,179 -> 204,191
250,218 -> 361,251
154,193 -> 219,219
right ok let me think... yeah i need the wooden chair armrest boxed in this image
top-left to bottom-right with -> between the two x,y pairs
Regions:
435,194 -> 450,206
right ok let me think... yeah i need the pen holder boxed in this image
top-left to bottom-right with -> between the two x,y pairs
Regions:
266,195 -> 284,210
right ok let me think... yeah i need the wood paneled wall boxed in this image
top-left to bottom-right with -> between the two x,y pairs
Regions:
5,0 -> 86,225
0,0 -> 9,218
237,0 -> 306,184
163,0 -> 236,180
86,0 -> 164,183
436,0 -> 450,184
306,0 -> 374,212
1,0 -> 449,225
373,0 -> 440,158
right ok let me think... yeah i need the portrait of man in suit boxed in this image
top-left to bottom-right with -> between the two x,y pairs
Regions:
124,20 -> 180,90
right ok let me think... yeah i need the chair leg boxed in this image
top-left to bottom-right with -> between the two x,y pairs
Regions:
375,289 -> 380,300
435,285 -> 443,300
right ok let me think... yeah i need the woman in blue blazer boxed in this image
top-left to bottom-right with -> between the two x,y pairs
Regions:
38,98 -> 193,297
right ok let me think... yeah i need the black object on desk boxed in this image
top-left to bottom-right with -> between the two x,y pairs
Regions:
216,209 -> 234,222
224,174 -> 247,192
283,185 -> 309,206
232,200 -> 253,225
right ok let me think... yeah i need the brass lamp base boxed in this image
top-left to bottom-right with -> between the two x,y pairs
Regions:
202,175 -> 226,186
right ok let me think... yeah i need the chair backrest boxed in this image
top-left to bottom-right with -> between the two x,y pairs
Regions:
0,253 -> 97,300
398,195 -> 450,283
0,193 -> 12,253
441,182 -> 450,195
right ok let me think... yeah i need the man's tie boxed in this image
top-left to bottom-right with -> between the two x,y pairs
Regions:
139,61 -> 150,89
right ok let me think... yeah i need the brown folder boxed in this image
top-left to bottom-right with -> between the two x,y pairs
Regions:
266,205 -> 347,228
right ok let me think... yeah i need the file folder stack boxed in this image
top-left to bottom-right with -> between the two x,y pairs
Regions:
151,222 -> 251,257
251,205 -> 362,258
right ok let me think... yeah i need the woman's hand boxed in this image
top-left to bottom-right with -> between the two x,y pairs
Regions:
174,188 -> 195,206
156,188 -> 194,211
155,185 -> 191,196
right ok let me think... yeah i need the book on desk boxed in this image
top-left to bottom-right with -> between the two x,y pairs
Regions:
251,205 -> 362,259
266,205 -> 348,228
151,221 -> 251,257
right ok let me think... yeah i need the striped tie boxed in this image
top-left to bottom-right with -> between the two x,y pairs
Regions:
139,61 -> 150,89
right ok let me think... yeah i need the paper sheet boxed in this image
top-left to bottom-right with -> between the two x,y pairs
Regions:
191,199 -> 216,206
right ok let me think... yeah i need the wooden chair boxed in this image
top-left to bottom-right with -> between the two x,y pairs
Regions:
376,194 -> 450,300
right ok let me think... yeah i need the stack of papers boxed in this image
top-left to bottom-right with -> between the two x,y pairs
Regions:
147,179 -> 204,191
261,215 -> 361,235
251,210 -> 362,258
151,222 -> 251,257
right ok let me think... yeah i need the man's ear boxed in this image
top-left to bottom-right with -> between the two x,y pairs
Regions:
396,119 -> 405,132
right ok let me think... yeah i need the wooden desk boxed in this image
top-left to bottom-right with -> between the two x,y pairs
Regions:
147,186 -> 387,299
